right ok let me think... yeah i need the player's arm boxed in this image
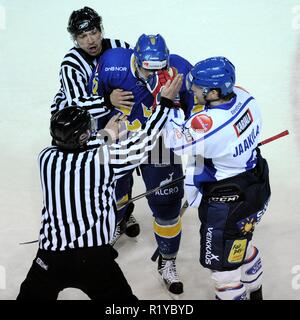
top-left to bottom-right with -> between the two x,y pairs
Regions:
107,75 -> 183,178
163,111 -> 208,157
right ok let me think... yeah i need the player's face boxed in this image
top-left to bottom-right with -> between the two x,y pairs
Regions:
76,28 -> 102,56
191,84 -> 207,104
191,85 -> 219,105
138,67 -> 156,81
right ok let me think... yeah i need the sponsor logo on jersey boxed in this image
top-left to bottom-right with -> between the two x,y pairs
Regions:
233,109 -> 253,137
205,227 -> 220,265
231,102 -> 243,115
104,66 -> 127,72
155,187 -> 179,196
208,194 -> 240,203
246,259 -> 262,275
159,172 -> 174,187
237,217 -> 256,235
191,114 -> 213,133
155,173 -> 179,196
227,239 -> 247,264
233,125 -> 260,157
236,198 -> 269,234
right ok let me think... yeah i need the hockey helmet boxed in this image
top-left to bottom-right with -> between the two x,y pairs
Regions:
134,34 -> 169,70
186,56 -> 236,96
50,107 -> 94,150
67,6 -> 102,36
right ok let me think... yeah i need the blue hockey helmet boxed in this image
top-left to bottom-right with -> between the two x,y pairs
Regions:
134,34 -> 169,70
186,57 -> 236,96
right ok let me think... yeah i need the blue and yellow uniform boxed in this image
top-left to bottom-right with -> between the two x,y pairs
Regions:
88,47 -> 194,257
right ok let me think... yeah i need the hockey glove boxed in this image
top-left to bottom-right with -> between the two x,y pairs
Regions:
146,67 -> 181,108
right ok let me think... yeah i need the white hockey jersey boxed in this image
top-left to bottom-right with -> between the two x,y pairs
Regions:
164,87 -> 262,207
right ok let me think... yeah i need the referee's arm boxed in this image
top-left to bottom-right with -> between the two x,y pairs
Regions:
57,66 -> 111,119
108,97 -> 174,178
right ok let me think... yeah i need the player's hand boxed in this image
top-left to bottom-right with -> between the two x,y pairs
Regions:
110,89 -> 134,108
161,74 -> 183,102
147,67 -> 178,107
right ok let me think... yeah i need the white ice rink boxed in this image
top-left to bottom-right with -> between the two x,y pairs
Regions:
0,0 -> 300,300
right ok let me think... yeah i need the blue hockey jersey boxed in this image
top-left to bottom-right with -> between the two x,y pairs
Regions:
88,47 -> 194,131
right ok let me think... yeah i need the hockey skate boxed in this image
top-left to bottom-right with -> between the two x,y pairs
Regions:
110,218 -> 127,246
125,211 -> 140,237
158,255 -> 183,296
110,203 -> 140,246
249,286 -> 263,300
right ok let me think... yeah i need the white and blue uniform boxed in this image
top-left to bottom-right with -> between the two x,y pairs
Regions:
165,86 -> 263,207
165,86 -> 271,296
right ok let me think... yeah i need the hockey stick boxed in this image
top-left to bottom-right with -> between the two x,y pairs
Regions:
257,130 -> 289,146
20,130 -> 289,246
19,177 -> 186,246
128,129 -> 289,211
117,175 -> 185,210
150,129 -> 290,261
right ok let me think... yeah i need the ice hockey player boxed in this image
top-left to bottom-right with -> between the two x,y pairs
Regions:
163,56 -> 271,300
88,34 -> 194,295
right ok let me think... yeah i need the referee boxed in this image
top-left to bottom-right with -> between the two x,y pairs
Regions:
17,75 -> 183,301
51,5 -> 140,247
51,6 -> 133,118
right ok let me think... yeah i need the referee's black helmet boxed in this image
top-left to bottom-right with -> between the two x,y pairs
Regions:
67,6 -> 102,37
50,107 -> 92,150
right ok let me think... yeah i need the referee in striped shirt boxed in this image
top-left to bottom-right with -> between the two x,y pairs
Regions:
17,74 -> 183,301
50,6 -> 139,242
51,6 -> 134,120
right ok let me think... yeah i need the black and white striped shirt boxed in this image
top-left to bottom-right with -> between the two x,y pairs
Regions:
39,102 -> 171,251
50,38 -> 130,118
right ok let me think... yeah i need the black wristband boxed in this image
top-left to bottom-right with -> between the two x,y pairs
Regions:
160,97 -> 175,109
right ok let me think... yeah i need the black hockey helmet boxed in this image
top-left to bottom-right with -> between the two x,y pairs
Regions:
50,107 -> 93,150
67,6 -> 102,37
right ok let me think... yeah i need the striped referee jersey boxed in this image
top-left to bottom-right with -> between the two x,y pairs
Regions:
50,38 -> 130,118
38,102 -> 171,251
